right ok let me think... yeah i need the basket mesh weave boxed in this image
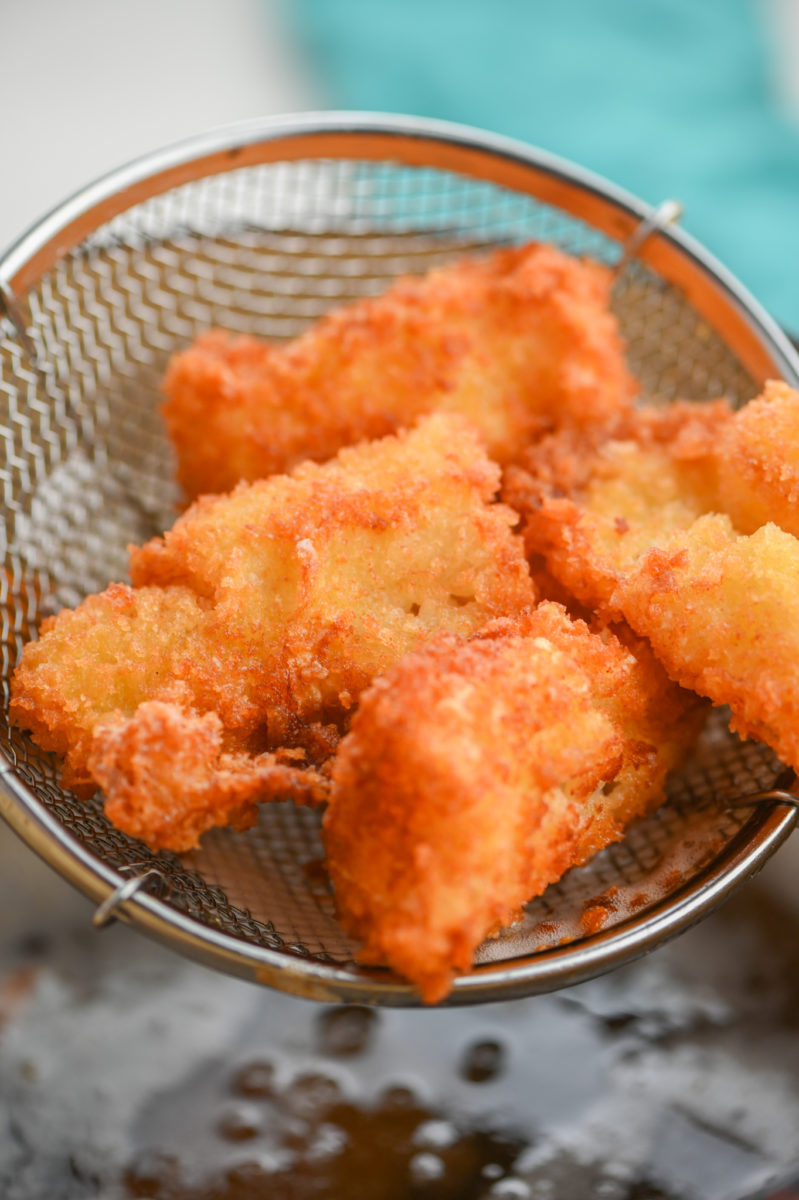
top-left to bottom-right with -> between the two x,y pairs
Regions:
0,155 -> 783,977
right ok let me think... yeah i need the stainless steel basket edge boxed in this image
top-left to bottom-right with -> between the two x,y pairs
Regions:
0,758 -> 795,1007
2,112 -> 798,388
1,111 -> 798,1007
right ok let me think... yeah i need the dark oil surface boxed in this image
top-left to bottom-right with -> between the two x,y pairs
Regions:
0,823 -> 798,1200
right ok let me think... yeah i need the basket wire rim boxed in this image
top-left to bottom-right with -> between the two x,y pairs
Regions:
0,110 -> 798,388
0,761 -> 795,1007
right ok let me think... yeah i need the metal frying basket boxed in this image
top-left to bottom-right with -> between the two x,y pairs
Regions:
1,113 -> 797,1006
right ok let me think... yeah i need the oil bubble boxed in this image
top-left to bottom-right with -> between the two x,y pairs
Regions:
231,1059 -> 275,1097
217,1102 -> 261,1142
125,1150 -> 181,1194
302,1121 -> 349,1162
224,1158 -> 275,1186
409,1151 -> 446,1182
380,1084 -> 419,1110
285,1071 -> 342,1118
489,1178 -> 532,1199
460,1038 -> 506,1083
412,1118 -> 459,1149
317,1005 -> 378,1057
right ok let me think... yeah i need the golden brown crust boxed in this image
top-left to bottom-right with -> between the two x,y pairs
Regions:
716,380 -> 799,536
324,602 -> 701,1002
88,702 -> 330,852
9,584 -> 211,794
502,399 -> 733,612
502,381 -> 799,776
613,514 -> 799,769
10,414 -> 535,836
163,242 -> 636,498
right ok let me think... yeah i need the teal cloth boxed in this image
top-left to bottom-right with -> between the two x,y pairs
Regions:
286,0 -> 799,331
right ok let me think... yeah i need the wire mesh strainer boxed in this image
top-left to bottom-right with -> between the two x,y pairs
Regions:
1,113 -> 798,1006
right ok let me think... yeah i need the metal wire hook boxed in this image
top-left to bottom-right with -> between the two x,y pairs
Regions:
725,767 -> 799,816
614,198 -> 684,277
726,790 -> 799,814
92,868 -> 169,930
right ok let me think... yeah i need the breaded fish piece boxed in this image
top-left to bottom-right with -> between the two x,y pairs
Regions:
503,400 -> 729,612
613,514 -> 799,770
505,382 -> 799,779
88,702 -> 330,852
506,382 -> 799,617
716,380 -> 799,537
11,414 -> 535,827
324,602 -> 701,1002
163,242 -> 636,498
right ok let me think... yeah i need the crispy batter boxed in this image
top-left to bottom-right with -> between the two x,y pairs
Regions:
503,380 -> 799,774
505,384 -> 799,615
324,602 -> 701,1002
485,604 -> 705,847
503,399 -> 732,611
11,414 -> 535,822
613,514 -> 799,769
89,702 -> 331,851
716,380 -> 799,536
163,242 -> 636,498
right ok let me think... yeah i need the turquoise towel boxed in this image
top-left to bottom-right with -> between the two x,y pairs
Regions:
287,0 -> 799,331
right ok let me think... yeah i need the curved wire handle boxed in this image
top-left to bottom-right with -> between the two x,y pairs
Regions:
614,198 -> 684,276
725,767 -> 799,816
92,865 -> 170,929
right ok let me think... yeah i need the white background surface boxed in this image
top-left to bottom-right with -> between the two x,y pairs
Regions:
4,0 -> 799,254
0,0 -> 318,252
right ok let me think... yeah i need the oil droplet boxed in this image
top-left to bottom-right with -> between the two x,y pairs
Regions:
285,1072 -> 342,1118
460,1039 -> 506,1083
380,1084 -> 418,1110
529,1182 -> 555,1200
302,1121 -> 349,1162
125,1150 -> 181,1195
412,1118 -> 458,1149
409,1151 -> 446,1183
316,1005 -> 378,1057
231,1059 -> 275,1097
217,1102 -> 261,1142
224,1158 -> 274,1186
489,1178 -> 532,1199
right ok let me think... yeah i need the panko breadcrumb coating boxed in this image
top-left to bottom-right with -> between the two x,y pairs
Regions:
613,514 -> 799,770
11,414 -> 535,838
503,399 -> 731,612
715,380 -> 799,537
163,242 -> 636,498
324,602 -> 702,1002
89,702 -> 330,851
506,381 -> 799,778
505,383 -> 799,616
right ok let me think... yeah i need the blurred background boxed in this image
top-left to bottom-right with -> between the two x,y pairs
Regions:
1,3 -> 799,1198
2,0 -> 799,329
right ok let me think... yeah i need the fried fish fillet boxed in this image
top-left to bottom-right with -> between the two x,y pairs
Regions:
163,242 -> 636,498
324,602 -> 702,1002
505,383 -> 799,615
88,702 -> 331,851
11,414 -> 535,841
505,381 -> 799,773
715,380 -> 799,537
614,514 -> 799,770
503,398 -> 737,612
